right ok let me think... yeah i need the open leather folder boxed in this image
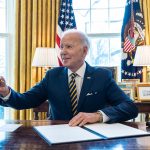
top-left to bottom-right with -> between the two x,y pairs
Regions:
34,123 -> 150,145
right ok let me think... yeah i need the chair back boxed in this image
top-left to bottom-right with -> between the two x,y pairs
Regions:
33,101 -> 49,120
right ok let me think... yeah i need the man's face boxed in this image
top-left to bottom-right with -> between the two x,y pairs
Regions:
60,32 -> 88,72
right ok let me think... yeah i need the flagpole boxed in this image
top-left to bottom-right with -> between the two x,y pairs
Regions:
130,0 -> 134,39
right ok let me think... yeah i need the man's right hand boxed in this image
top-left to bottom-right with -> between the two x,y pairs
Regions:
0,76 -> 10,97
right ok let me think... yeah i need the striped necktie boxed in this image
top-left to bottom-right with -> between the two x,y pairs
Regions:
69,73 -> 78,116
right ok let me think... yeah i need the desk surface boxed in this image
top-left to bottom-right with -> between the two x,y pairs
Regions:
0,120 -> 150,150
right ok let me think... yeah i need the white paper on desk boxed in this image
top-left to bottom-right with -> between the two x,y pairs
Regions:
84,123 -> 150,138
0,124 -> 22,132
34,124 -> 101,144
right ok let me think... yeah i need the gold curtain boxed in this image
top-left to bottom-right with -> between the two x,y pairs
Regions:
12,0 -> 60,120
140,0 -> 150,81
140,0 -> 150,45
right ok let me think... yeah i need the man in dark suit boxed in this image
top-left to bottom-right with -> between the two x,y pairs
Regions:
0,29 -> 138,126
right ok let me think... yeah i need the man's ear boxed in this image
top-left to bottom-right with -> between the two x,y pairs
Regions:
83,46 -> 88,56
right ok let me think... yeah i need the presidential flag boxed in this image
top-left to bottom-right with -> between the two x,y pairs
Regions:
56,0 -> 77,66
121,0 -> 145,80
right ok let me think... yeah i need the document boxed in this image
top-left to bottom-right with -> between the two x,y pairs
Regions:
84,123 -> 150,139
34,124 -> 100,144
34,123 -> 150,144
0,124 -> 22,132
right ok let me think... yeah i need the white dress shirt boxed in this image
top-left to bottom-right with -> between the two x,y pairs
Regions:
68,62 -> 109,122
68,62 -> 86,100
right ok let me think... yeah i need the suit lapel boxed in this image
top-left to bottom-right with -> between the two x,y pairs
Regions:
59,68 -> 72,114
77,64 -> 94,111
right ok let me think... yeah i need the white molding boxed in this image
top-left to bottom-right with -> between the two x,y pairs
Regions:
0,33 -> 9,37
6,0 -> 15,87
87,33 -> 121,38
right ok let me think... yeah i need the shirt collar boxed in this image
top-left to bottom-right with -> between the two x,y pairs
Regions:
68,62 -> 86,78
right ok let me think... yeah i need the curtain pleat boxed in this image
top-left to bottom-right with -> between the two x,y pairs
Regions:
140,0 -> 150,81
13,0 -> 60,120
142,0 -> 150,45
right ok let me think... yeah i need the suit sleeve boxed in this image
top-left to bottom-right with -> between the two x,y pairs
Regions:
100,70 -> 138,123
0,71 -> 50,109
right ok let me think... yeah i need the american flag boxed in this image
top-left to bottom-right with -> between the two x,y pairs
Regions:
123,36 -> 135,52
55,0 -> 77,66
121,0 -> 145,80
123,0 -> 135,53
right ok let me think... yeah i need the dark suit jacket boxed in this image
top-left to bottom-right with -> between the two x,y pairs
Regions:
1,63 -> 138,123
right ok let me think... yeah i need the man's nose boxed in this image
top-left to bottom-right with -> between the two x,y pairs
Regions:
60,47 -> 67,54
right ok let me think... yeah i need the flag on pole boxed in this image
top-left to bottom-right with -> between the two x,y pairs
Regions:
121,0 -> 145,80
56,0 -> 77,66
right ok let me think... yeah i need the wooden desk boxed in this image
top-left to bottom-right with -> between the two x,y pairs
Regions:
135,101 -> 150,122
0,120 -> 150,150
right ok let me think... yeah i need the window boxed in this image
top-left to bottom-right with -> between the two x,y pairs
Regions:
0,0 -> 14,119
0,0 -> 6,72
73,0 -> 126,81
0,0 -> 7,119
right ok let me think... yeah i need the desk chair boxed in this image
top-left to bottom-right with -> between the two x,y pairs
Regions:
33,101 -> 49,120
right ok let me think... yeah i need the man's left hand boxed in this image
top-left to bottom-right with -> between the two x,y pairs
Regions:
68,112 -> 102,127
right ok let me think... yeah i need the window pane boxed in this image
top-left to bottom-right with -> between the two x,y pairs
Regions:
90,9 -> 109,33
74,9 -> 90,31
110,8 -> 125,21
0,106 -> 4,119
73,0 -> 90,9
0,36 -> 6,119
91,9 -> 108,23
109,21 -> 122,33
87,22 -> 109,33
0,0 -> 6,32
86,38 -> 109,65
110,37 -> 121,66
86,36 -> 122,65
92,0 -> 108,9
0,37 -> 6,76
0,0 -> 13,120
109,0 -> 126,8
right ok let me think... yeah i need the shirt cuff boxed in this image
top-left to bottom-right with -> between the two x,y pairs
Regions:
99,110 -> 109,122
0,90 -> 11,101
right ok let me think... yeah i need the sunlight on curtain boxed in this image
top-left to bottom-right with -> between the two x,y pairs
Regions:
140,0 -> 150,81
141,0 -> 150,45
12,0 -> 60,120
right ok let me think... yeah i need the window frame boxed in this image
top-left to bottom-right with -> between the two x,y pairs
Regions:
0,0 -> 15,120
73,0 -> 126,81
87,33 -> 121,64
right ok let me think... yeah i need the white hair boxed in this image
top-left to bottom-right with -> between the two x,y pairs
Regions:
61,29 -> 90,49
